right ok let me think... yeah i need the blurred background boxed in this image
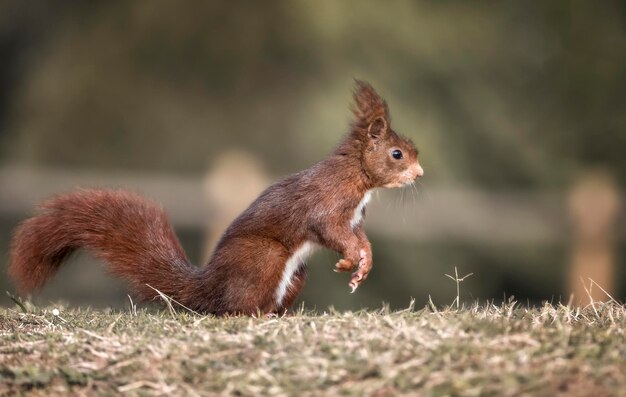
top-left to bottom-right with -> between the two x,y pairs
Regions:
1,1 -> 624,311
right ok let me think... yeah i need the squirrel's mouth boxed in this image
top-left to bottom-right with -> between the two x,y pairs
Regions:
384,164 -> 424,188
384,178 -> 414,189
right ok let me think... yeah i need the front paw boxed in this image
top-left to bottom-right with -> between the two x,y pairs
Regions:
334,258 -> 355,273
349,249 -> 372,293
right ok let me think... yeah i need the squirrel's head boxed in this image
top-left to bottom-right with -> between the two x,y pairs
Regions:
350,80 -> 423,188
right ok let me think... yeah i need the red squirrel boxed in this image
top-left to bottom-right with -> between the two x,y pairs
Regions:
8,81 -> 424,316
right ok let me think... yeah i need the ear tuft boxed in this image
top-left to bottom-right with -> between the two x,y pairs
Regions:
352,80 -> 390,130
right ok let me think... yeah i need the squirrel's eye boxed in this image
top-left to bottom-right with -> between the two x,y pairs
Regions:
391,149 -> 403,160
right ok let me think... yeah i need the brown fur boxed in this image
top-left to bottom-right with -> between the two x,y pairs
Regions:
8,81 -> 423,316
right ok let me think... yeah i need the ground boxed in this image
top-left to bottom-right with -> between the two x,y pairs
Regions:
1,299 -> 625,396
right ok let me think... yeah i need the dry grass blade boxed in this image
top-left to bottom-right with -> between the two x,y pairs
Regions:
444,266 -> 474,310
5,291 -> 28,313
145,284 -> 201,316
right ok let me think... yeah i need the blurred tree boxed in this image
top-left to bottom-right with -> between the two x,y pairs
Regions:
0,1 -> 624,188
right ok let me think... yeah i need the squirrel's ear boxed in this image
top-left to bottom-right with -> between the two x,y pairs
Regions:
367,116 -> 388,139
352,80 -> 390,138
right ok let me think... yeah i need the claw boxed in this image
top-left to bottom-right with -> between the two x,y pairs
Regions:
335,258 -> 356,273
349,282 -> 358,293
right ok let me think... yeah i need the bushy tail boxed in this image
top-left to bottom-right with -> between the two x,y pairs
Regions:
9,189 -> 195,302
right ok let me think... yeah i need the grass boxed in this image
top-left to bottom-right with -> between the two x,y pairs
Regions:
1,297 -> 625,397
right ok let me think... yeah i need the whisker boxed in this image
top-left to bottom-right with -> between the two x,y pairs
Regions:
410,182 -> 419,204
405,183 -> 414,206
401,187 -> 408,224
385,193 -> 392,212
415,179 -> 431,203
394,188 -> 399,210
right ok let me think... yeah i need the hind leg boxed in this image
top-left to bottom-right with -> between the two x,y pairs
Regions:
276,265 -> 307,314
209,236 -> 292,315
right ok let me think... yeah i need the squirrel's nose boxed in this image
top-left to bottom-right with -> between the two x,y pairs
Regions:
412,163 -> 424,179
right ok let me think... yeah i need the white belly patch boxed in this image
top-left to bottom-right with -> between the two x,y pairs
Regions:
350,190 -> 372,229
275,241 -> 317,307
